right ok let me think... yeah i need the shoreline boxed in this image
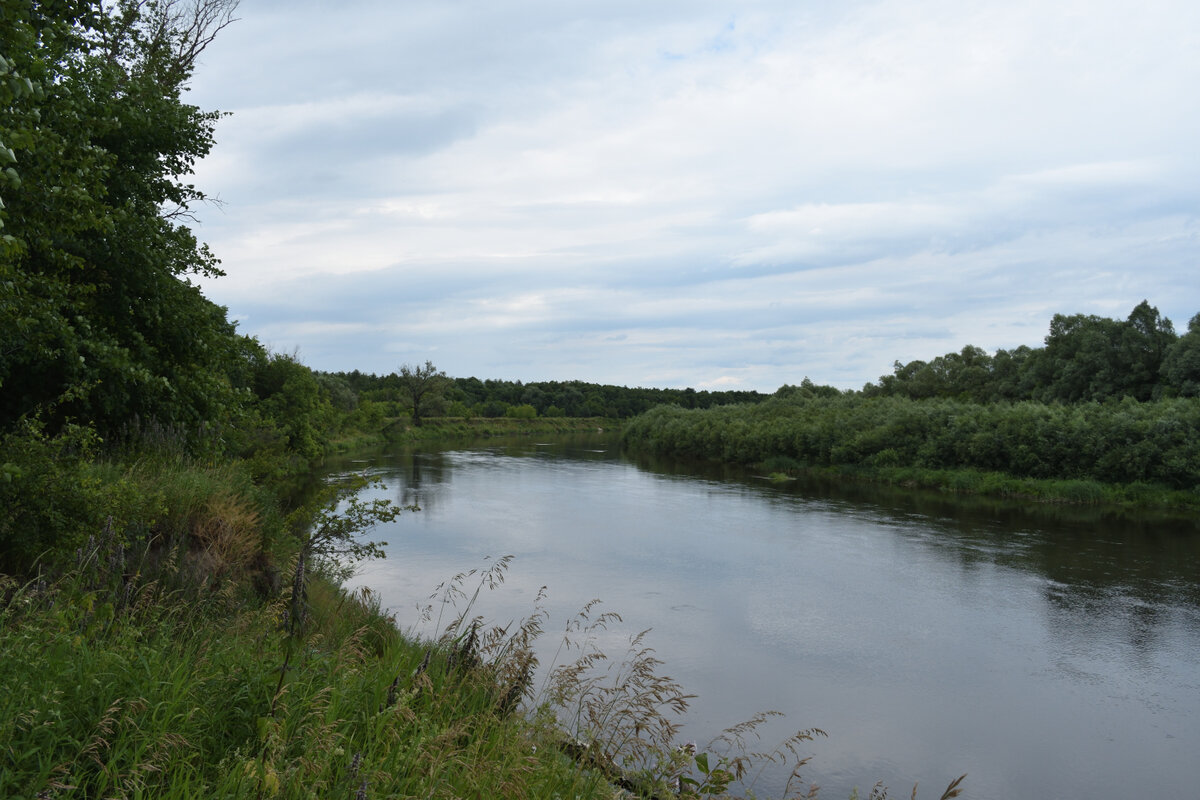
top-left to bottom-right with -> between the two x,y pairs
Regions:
328,416 -> 621,451
768,462 -> 1200,515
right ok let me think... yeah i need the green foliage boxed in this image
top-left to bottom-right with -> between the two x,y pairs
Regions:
623,394 -> 1200,500
326,371 -> 782,422
292,473 -> 414,581
776,377 -> 843,400
0,411 -> 289,577
0,418 -> 110,571
244,349 -> 336,472
0,0 -> 247,450
314,372 -> 358,413
505,402 -> 538,419
670,715 -> 827,799
396,360 -> 448,427
864,301 -> 1195,404
1161,313 -> 1200,397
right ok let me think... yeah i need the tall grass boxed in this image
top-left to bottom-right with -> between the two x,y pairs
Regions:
1,497 -> 965,799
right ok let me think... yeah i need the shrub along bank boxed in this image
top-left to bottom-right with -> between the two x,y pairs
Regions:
621,396 -> 1200,511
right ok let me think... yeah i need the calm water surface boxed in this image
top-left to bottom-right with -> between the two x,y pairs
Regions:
333,434 -> 1200,800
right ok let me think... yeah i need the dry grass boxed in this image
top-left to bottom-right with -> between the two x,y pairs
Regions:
191,491 -> 263,578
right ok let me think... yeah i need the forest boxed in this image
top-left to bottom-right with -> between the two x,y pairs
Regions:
319,299 -> 1199,425
325,370 -> 770,421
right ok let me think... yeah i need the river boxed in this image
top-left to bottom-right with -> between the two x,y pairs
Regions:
330,433 -> 1200,800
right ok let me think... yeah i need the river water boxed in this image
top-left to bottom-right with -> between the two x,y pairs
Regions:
332,433 -> 1200,800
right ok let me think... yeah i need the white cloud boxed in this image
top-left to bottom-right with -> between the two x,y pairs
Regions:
184,0 -> 1200,390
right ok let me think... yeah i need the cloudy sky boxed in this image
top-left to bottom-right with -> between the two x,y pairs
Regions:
185,0 -> 1200,391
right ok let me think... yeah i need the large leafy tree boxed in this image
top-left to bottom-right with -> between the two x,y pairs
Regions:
1033,312 -> 1128,402
397,360 -> 448,427
1036,301 -> 1176,402
0,0 -> 243,445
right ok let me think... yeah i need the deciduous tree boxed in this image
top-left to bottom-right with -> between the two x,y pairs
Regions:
397,360 -> 447,426
0,0 -> 244,447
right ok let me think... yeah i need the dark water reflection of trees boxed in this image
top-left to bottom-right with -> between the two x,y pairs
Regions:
325,433 -> 619,516
333,439 -> 1200,616
627,449 -> 1200,653
326,434 -> 1199,800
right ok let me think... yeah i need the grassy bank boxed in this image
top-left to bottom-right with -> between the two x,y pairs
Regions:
761,460 -> 1200,513
0,450 -> 622,799
0,551 -> 619,799
329,416 -> 620,451
0,546 -> 850,800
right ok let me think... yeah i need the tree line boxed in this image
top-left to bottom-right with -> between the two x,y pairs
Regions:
320,368 -> 772,422
321,301 -> 1200,431
621,303 -> 1200,500
863,301 -> 1200,403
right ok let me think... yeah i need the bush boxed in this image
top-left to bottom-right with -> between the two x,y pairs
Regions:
506,403 -> 538,419
0,420 -> 113,572
622,395 -> 1200,499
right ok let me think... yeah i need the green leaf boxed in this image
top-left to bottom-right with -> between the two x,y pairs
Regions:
256,716 -> 271,742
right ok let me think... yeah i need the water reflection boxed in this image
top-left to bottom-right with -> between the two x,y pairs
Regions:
632,450 -> 1200,606
330,435 -> 1200,800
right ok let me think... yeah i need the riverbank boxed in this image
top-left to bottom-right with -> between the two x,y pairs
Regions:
621,397 -> 1200,513
329,415 -> 620,452
759,461 -> 1200,515
0,549 -> 622,798
0,437 -> 612,797
2,440 -> 851,800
